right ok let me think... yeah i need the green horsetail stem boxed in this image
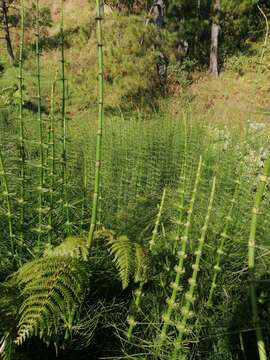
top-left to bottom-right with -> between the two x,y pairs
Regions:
97,180 -> 102,227
80,154 -> 87,231
35,0 -> 45,248
157,156 -> 202,350
173,115 -> 188,254
248,153 -> 270,360
0,145 -> 14,255
88,0 -> 104,248
149,187 -> 166,251
47,81 -> 56,245
126,281 -> 144,339
171,177 -> 216,360
18,0 -> 25,241
207,177 -> 240,305
60,0 -> 71,234
126,187 -> 167,339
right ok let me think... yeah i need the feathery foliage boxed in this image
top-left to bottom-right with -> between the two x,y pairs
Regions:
13,237 -> 89,346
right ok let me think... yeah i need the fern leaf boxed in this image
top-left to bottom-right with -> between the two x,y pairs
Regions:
0,334 -> 14,360
134,243 -> 151,283
13,237 -> 89,346
44,236 -> 88,260
108,235 -> 134,289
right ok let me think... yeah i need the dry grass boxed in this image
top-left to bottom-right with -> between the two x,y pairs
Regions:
166,67 -> 270,127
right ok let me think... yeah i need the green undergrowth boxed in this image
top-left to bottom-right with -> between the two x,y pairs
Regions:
0,102 -> 270,359
1,2 -> 270,358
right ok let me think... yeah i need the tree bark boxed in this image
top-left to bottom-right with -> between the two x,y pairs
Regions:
209,0 -> 221,78
1,0 -> 15,65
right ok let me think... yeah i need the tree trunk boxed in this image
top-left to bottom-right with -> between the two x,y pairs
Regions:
1,0 -> 15,65
209,0 -> 221,78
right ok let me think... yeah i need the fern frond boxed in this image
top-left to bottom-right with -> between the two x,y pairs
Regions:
134,243 -> 151,283
108,235 -> 135,289
0,334 -> 14,360
107,234 -> 151,289
13,237 -> 89,346
44,236 -> 88,259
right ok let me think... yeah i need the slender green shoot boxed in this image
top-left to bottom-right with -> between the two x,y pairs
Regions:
35,0 -> 45,248
126,187 -> 167,339
97,181 -> 102,228
157,156 -> 202,350
172,177 -> 216,359
88,0 -> 104,248
149,187 -> 166,251
60,0 -> 71,234
0,144 -> 14,255
126,282 -> 144,339
207,177 -> 240,305
18,0 -> 25,242
47,81 -> 56,245
81,154 -> 87,231
248,153 -> 270,360
173,115 -> 188,254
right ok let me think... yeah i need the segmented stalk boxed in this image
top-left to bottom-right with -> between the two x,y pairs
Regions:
88,0 -> 104,247
173,115 -> 188,254
172,177 -> 216,359
81,154 -> 87,231
18,0 -> 25,241
60,0 -> 71,234
127,187 -> 166,339
0,145 -> 14,255
248,153 -> 270,360
35,0 -> 45,248
149,187 -> 166,251
126,282 -> 144,339
157,156 -> 202,350
207,177 -> 240,305
47,81 -> 56,245
97,181 -> 102,227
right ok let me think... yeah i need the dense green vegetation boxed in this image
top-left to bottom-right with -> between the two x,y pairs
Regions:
1,1 -> 270,359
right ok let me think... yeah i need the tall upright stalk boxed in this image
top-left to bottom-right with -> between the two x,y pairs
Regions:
0,144 -> 14,255
88,0 -> 104,248
126,187 -> 167,339
60,0 -> 71,234
171,177 -> 216,359
248,153 -> 270,360
47,81 -> 56,245
157,156 -> 202,350
173,115 -> 187,254
18,0 -> 25,242
80,154 -> 87,231
97,180 -> 102,227
35,0 -> 45,248
149,187 -> 166,251
207,177 -> 240,305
